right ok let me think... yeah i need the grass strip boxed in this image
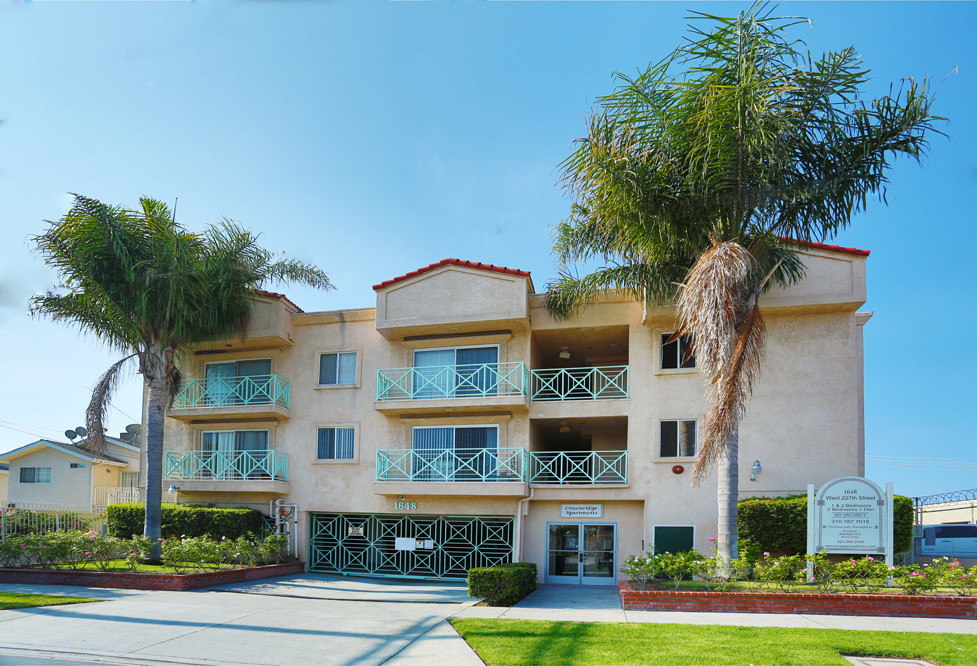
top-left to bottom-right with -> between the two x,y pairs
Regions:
0,593 -> 102,610
451,619 -> 977,666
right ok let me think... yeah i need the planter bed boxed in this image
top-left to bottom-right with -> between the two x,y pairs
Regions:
0,561 -> 305,591
619,581 -> 977,620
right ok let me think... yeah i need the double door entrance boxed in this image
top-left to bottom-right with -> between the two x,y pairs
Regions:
546,523 -> 617,585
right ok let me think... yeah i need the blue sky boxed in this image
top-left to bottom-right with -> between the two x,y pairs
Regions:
0,1 -> 974,499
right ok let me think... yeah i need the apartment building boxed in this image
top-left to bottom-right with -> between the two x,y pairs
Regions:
161,242 -> 870,585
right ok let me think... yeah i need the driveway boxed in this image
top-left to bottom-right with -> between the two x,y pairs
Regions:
0,574 -> 482,666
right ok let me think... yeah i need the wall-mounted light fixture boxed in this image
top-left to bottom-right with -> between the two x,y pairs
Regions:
750,460 -> 762,482
168,485 -> 181,505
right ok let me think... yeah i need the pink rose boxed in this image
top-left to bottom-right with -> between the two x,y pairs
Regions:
763,552 -> 770,557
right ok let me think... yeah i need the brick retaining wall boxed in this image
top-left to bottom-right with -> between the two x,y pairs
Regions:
0,561 -> 305,591
619,581 -> 977,620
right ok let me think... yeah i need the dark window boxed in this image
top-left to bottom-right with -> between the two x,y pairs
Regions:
654,525 -> 695,554
20,467 -> 51,483
319,352 -> 357,385
317,427 -> 355,460
660,420 -> 696,457
661,334 -> 695,369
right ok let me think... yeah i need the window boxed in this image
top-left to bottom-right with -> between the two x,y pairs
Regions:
70,462 -> 87,469
411,426 -> 499,481
204,358 -> 273,405
199,430 -> 270,479
661,333 -> 695,369
319,352 -> 357,386
412,346 -> 499,398
20,467 -> 51,484
317,427 -> 355,460
121,472 -> 138,488
660,420 -> 696,457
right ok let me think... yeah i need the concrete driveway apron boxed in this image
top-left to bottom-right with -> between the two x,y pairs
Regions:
0,575 -> 482,666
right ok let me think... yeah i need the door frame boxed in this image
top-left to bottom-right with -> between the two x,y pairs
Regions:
544,521 -> 618,585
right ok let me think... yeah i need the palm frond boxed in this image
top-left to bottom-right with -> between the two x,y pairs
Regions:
84,354 -> 137,457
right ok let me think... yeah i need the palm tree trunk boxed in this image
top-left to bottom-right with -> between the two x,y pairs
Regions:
143,378 -> 166,562
716,423 -> 739,569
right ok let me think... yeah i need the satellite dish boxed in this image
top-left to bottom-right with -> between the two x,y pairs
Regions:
65,430 -> 78,441
75,426 -> 88,436
125,424 -> 141,434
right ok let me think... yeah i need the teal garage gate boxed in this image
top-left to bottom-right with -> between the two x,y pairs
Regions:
309,513 -> 514,580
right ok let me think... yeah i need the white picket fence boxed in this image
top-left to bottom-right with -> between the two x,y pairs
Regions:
93,486 -> 142,507
0,499 -> 107,537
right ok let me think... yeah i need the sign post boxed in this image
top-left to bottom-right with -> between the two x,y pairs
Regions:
807,476 -> 893,586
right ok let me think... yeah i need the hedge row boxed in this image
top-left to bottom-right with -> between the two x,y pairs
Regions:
106,503 -> 264,540
468,562 -> 537,606
738,494 -> 912,555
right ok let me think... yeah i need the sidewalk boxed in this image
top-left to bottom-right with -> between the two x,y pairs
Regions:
0,581 -> 973,665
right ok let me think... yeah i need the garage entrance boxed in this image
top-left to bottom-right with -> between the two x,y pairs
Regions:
309,512 -> 513,580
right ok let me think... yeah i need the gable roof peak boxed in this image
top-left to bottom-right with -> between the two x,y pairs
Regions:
373,258 -> 534,292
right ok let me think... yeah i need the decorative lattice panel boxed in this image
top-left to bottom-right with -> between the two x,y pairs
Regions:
309,513 -> 513,580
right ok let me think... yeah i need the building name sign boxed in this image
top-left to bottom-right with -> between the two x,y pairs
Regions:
808,476 -> 892,557
561,503 -> 603,519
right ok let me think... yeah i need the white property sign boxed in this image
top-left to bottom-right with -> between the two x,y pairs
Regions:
808,477 -> 893,564
561,503 -> 603,519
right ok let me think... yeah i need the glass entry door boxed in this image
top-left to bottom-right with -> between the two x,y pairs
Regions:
546,523 -> 617,585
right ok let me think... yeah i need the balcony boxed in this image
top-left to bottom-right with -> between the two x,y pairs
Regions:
164,450 -> 289,494
528,451 -> 628,485
168,375 -> 290,422
530,366 -> 629,401
375,363 -> 529,415
374,447 -> 528,496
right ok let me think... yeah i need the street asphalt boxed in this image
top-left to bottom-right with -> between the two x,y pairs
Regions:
0,575 -> 972,665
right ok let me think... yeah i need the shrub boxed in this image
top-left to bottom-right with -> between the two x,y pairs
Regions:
620,553 -> 662,589
738,493 -> 913,555
106,503 -> 264,540
468,562 -> 537,606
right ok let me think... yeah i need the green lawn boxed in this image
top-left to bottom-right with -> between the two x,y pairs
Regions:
451,619 -> 977,666
0,593 -> 102,610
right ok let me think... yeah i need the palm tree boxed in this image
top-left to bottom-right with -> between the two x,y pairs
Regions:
31,195 -> 332,559
546,5 -> 942,564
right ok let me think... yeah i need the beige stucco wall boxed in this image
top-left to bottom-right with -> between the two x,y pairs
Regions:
162,249 -> 868,577
0,472 -> 7,497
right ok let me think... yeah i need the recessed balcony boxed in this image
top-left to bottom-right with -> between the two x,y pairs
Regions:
374,363 -> 529,415
164,450 -> 289,494
530,366 -> 629,401
167,375 -> 290,422
374,447 -> 528,496
528,450 -> 628,485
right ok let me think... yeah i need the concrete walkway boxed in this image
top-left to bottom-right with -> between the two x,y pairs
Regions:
0,578 -> 974,665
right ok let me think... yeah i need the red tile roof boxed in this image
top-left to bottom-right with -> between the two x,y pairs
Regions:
255,290 -> 304,313
785,238 -> 870,257
373,259 -> 534,291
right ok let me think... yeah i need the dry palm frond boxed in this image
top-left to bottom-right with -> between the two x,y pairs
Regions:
677,240 -> 767,486
84,354 -> 137,457
691,287 -> 766,485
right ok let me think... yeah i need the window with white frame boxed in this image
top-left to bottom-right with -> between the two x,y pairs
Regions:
316,427 -> 355,461
661,333 -> 696,370
120,472 -> 138,488
20,467 -> 51,484
412,345 -> 499,398
411,425 -> 500,481
318,351 -> 357,386
660,420 -> 697,457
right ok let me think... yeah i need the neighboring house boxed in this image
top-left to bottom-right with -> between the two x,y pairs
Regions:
162,244 -> 870,584
919,499 -> 977,525
0,436 -> 141,507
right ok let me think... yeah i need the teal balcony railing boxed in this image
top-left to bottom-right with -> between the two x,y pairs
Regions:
172,375 -> 290,409
530,366 -> 629,401
376,447 -> 526,483
376,363 -> 528,401
528,450 -> 628,485
164,450 -> 289,482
